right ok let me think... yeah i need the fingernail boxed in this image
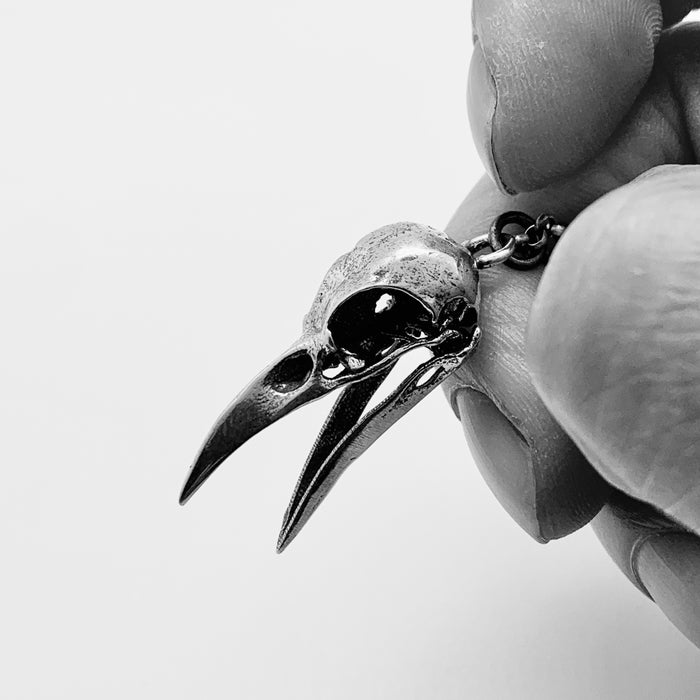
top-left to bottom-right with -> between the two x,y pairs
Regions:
635,533 -> 700,647
454,388 -> 542,541
467,42 -> 512,194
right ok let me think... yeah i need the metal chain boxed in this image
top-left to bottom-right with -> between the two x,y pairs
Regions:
463,211 -> 565,270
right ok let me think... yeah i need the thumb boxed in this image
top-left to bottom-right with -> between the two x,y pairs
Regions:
527,164 -> 700,535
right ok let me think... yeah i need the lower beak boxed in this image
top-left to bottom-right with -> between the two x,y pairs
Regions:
180,330 -> 480,550
276,346 -> 474,551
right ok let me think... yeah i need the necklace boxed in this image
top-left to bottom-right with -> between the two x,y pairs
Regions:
179,211 -> 565,551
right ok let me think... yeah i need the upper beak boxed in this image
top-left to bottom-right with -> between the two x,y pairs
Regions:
179,329 -> 480,551
179,340 -> 330,505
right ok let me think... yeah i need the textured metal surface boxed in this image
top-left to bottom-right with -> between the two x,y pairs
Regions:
180,221 -> 482,548
304,222 -> 479,334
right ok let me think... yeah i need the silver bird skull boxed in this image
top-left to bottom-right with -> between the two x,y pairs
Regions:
180,222 -> 481,550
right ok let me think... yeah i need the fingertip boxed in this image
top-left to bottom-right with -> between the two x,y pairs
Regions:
592,492 -> 700,648
527,166 -> 700,535
444,264 -> 609,542
453,386 -> 544,541
446,179 -> 610,541
469,0 -> 662,192
591,493 -> 670,596
637,532 -> 700,647
468,42 -> 512,194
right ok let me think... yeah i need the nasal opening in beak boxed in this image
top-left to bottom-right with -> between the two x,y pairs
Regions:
179,328 -> 480,550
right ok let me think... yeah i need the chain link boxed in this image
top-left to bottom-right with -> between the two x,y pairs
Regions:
463,211 -> 565,270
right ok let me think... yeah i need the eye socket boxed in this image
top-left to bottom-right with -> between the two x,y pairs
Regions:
328,287 -> 434,361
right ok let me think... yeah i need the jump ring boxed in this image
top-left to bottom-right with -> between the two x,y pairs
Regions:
473,236 -> 516,269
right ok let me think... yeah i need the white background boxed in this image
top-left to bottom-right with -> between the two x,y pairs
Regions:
2,1 -> 700,698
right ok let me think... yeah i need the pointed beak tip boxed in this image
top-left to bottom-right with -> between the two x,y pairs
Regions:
276,528 -> 293,554
178,471 -> 201,506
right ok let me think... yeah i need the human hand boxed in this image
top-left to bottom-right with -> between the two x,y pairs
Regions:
445,0 -> 700,647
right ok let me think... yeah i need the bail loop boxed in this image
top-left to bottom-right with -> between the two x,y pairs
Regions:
464,211 -> 565,270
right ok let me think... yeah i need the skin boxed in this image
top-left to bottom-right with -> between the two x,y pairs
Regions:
446,0 -> 700,647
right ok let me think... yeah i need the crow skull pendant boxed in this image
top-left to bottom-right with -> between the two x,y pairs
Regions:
180,221 -> 482,550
